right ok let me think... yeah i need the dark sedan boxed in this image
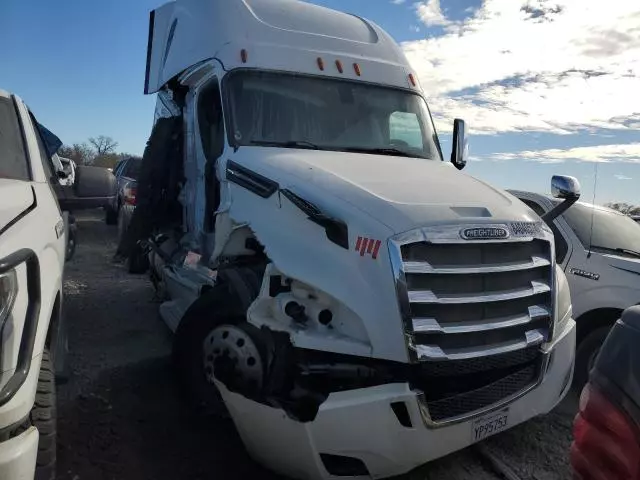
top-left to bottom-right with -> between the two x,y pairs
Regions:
571,305 -> 640,480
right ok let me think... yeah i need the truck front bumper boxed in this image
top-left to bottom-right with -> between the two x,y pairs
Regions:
219,319 -> 575,480
0,427 -> 38,480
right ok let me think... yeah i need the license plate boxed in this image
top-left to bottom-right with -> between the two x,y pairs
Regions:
471,408 -> 510,443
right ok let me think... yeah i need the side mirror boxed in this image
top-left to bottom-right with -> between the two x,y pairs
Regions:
551,175 -> 581,200
542,175 -> 581,223
56,170 -> 68,180
450,118 -> 468,170
58,165 -> 117,211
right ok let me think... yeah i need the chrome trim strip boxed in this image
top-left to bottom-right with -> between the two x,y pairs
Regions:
393,222 -> 545,246
416,352 -> 551,428
411,329 -> 546,361
403,255 -> 550,274
408,280 -> 551,305
411,305 -> 550,334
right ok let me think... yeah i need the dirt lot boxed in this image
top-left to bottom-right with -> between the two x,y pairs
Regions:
57,210 -> 577,480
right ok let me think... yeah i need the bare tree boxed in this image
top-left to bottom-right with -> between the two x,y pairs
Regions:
605,202 -> 640,215
88,135 -> 118,156
58,143 -> 95,165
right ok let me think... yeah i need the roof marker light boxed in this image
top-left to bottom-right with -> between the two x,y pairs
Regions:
408,73 -> 416,87
335,60 -> 343,74
353,63 -> 361,76
241,49 -> 248,63
317,57 -> 325,71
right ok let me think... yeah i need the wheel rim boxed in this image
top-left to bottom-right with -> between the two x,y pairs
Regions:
202,325 -> 263,391
587,345 -> 601,373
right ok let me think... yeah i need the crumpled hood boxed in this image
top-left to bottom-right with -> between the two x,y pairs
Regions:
0,179 -> 34,234
234,148 -> 539,233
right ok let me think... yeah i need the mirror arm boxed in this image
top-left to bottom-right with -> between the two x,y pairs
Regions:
541,196 -> 579,223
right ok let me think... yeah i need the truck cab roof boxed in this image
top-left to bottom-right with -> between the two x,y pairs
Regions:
145,0 -> 419,94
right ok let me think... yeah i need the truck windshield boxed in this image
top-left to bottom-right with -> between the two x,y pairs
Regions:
563,203 -> 640,257
225,70 -> 441,160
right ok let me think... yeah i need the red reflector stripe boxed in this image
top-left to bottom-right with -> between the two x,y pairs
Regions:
366,239 -> 374,254
360,238 -> 369,256
355,236 -> 362,251
372,240 -> 382,259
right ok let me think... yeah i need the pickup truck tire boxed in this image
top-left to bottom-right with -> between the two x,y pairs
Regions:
172,281 -> 246,418
574,326 -> 609,392
33,348 -> 57,480
105,206 -> 118,225
65,224 -> 77,262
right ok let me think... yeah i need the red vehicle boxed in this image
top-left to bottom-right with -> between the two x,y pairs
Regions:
571,305 -> 640,480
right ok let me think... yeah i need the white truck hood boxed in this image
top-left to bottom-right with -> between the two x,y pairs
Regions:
0,180 -> 34,233
235,148 -> 538,233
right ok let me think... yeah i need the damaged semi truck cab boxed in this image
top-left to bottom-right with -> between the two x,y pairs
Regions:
142,0 -> 577,478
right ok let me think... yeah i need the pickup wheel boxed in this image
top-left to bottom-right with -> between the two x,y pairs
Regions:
33,348 -> 57,480
574,326 -> 610,392
65,225 -> 77,262
105,206 -> 118,225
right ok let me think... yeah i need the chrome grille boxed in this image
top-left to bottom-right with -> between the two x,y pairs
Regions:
390,222 -> 555,363
390,222 -> 555,424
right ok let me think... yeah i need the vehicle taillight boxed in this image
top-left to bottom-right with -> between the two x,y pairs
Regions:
124,184 -> 137,206
571,384 -> 640,480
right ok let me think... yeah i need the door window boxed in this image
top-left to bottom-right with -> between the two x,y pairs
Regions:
0,97 -> 30,180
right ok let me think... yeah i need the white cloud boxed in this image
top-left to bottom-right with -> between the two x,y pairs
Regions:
487,143 -> 640,163
614,174 -> 633,180
410,25 -> 421,33
391,0 -> 406,4
402,0 -> 640,135
415,0 -> 450,26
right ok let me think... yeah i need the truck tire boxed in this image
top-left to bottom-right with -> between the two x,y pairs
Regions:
574,326 -> 610,392
33,348 -> 57,480
105,206 -> 118,225
65,224 -> 77,262
127,243 -> 149,274
172,281 -> 247,417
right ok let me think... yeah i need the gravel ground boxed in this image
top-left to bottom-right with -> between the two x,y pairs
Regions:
57,210 -> 577,480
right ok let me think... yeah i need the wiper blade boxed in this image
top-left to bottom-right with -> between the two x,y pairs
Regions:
591,245 -> 640,258
338,147 -> 423,158
248,140 -> 320,150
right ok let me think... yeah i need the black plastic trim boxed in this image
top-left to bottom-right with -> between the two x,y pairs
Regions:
10,95 -> 33,181
0,249 -> 41,407
281,189 -> 349,249
144,10 -> 155,94
0,187 -> 37,238
226,160 -> 278,198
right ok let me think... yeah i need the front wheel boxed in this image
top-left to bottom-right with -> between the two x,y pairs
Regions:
65,225 -> 77,262
33,349 -> 57,480
573,327 -> 610,392
172,284 -> 249,417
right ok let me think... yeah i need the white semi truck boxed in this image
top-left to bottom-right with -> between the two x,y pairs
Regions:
127,0 -> 579,478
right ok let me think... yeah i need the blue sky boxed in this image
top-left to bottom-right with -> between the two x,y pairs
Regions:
1,0 -> 638,205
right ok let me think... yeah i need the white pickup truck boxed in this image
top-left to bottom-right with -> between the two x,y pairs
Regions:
511,190 -> 640,388
0,89 -> 114,480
